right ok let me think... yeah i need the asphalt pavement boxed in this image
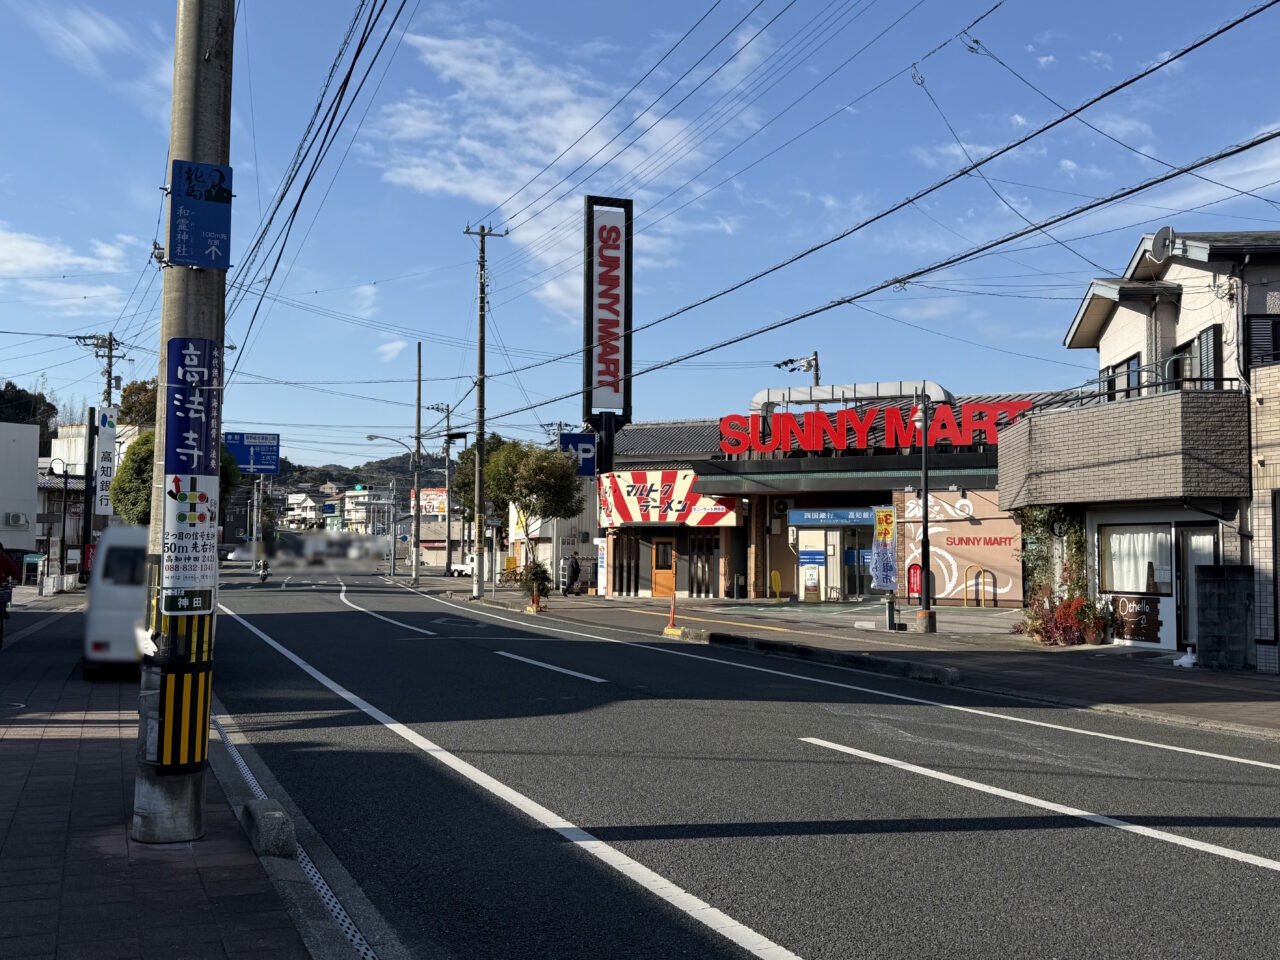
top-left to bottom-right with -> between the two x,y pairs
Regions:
211,563 -> 1280,959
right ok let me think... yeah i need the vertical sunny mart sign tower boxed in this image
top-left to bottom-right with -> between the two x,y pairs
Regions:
582,196 -> 633,472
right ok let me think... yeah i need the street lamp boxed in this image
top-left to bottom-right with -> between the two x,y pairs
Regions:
911,394 -> 935,633
48,458 -> 69,577
367,434 -> 420,585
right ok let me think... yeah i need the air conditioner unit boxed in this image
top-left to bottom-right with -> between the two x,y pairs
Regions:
773,499 -> 791,515
5,512 -> 27,527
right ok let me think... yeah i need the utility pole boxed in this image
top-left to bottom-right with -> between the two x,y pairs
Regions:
463,224 -> 506,600
912,391 -> 935,633
75,333 -> 125,406
133,0 -> 234,843
412,342 -> 422,586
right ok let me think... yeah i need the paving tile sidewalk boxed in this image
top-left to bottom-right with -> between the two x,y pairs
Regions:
0,609 -> 312,960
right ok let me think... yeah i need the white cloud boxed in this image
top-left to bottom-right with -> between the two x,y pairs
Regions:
367,26 -> 761,317
911,142 -> 998,170
1081,50 -> 1113,70
350,284 -> 378,319
0,222 -> 125,274
1094,113 -> 1154,141
1010,113 -> 1028,128
1059,159 -> 1079,176
1037,55 -> 1056,70
17,4 -> 132,75
376,339 -> 408,362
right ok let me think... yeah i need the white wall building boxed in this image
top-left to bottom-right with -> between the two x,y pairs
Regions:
0,423 -> 40,555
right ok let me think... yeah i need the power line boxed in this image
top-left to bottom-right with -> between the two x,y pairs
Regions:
480,2 -> 1278,383
472,0 -> 728,225
428,122 -> 1280,437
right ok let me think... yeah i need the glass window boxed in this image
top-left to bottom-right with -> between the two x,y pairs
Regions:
654,541 -> 673,571
1099,524 -> 1172,596
102,546 -> 146,586
1124,355 -> 1141,398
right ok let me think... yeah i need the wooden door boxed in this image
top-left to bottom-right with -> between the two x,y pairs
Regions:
653,538 -> 675,597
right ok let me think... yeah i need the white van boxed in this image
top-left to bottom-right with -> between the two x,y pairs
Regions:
84,526 -> 148,676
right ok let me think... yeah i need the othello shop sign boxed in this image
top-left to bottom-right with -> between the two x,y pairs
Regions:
718,401 -> 1033,454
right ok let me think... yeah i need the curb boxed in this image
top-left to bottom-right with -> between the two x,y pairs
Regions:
665,627 -> 961,685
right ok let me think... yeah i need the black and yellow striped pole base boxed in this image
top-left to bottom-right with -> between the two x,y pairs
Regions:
132,567 -> 216,842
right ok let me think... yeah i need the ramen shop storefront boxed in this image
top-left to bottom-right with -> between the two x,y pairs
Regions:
597,469 -> 743,599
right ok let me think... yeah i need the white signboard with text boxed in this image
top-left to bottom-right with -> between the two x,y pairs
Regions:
94,407 -> 118,516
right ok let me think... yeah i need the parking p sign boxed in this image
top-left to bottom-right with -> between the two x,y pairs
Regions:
558,432 -> 596,478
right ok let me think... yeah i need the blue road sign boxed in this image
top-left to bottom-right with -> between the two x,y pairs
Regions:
322,503 -> 337,515
168,160 -> 233,269
222,432 -> 280,475
559,432 -> 596,477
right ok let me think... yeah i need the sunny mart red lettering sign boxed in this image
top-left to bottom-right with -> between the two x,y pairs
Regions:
719,401 -> 1033,455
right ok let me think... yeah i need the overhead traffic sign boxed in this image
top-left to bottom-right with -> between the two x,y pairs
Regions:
168,160 -> 233,269
222,432 -> 280,475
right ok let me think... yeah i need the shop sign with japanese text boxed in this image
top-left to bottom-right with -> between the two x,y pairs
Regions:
94,407 -> 117,516
161,337 -> 222,615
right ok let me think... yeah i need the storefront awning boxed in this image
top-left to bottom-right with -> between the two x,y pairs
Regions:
690,467 -> 997,496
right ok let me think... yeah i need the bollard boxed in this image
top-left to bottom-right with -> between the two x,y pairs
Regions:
885,595 -> 897,631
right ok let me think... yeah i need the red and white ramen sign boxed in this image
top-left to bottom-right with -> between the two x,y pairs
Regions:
598,470 -> 739,528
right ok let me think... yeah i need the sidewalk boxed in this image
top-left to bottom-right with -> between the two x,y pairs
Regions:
435,579 -> 1280,739
0,605 -> 312,960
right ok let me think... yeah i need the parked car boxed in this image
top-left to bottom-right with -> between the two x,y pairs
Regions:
83,526 -> 148,678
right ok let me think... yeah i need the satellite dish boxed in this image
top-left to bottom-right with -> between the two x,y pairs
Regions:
1149,225 -> 1175,264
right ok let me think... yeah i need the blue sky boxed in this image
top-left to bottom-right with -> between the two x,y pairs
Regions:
3,0 -> 1279,467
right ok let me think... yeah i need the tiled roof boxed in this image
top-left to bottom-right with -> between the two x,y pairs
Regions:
38,475 -> 86,491
1177,232 -> 1280,247
614,418 -> 724,457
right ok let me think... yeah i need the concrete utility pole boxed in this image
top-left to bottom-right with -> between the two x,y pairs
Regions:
133,0 -> 233,843
913,392 -> 935,633
427,401 -> 453,576
463,224 -> 506,599
412,342 -> 422,586
75,333 -> 125,406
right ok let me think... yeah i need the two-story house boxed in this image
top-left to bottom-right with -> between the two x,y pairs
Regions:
999,230 -> 1279,671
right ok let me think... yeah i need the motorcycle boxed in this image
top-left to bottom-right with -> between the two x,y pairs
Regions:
256,559 -> 270,584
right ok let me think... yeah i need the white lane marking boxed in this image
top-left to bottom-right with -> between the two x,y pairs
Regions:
495,651 -> 607,683
802,736 -> 1280,874
385,577 -> 1280,774
218,603 -> 801,960
281,577 -> 291,591
338,578 -> 435,636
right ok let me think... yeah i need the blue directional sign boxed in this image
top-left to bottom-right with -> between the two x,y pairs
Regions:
559,432 -> 597,477
168,160 -> 233,269
222,432 -> 280,475
322,503 -> 337,515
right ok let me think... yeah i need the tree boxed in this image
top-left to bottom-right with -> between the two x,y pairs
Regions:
110,431 -> 243,526
0,380 -> 59,455
496,442 -> 585,564
119,378 -> 158,425
453,433 -> 511,521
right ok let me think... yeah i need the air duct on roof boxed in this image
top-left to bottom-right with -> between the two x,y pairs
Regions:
748,381 -> 954,418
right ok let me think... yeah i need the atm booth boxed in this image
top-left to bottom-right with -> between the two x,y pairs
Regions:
789,507 -> 894,602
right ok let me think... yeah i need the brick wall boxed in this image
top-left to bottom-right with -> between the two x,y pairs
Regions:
998,390 -> 1249,511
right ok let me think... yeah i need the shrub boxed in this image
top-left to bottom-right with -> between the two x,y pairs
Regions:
518,559 -> 551,601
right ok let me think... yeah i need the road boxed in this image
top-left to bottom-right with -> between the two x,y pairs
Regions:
211,564 -> 1280,959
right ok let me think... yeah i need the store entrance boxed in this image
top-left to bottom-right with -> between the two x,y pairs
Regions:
842,526 -> 885,599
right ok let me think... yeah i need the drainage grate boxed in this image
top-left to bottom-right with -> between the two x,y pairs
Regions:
212,716 -> 378,960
